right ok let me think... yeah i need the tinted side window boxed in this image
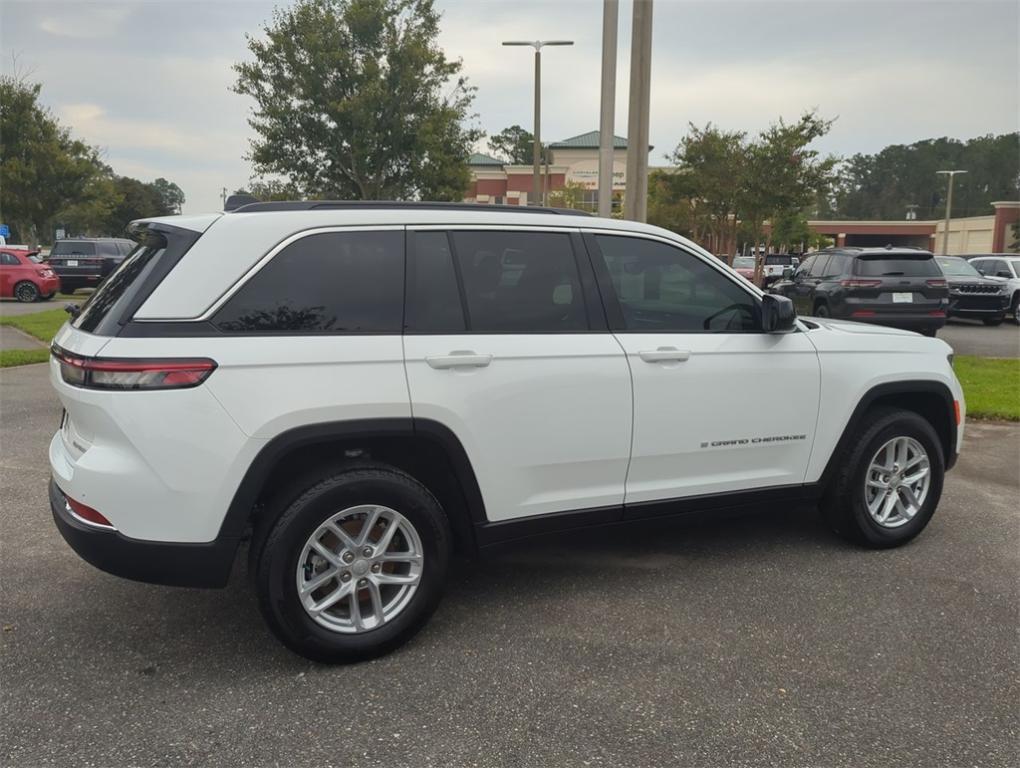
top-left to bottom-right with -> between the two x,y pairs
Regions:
406,231 -> 465,333
809,254 -> 832,277
214,231 -> 403,333
0,252 -> 20,266
594,235 -> 759,332
796,255 -> 816,276
449,230 -> 587,333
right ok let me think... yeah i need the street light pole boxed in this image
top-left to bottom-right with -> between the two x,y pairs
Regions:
624,0 -> 653,222
503,40 -> 573,206
936,170 -> 967,255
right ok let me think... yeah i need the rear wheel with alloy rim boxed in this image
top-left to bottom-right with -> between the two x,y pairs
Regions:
253,465 -> 450,663
14,281 -> 39,302
822,407 -> 944,547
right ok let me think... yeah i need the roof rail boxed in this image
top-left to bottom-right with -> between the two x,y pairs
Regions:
229,200 -> 591,216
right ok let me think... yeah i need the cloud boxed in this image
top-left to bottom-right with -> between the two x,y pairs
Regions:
39,4 -> 134,39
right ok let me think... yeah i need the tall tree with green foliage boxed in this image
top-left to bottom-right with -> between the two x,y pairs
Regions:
0,75 -> 111,244
233,0 -> 481,201
488,125 -> 539,165
666,123 -> 746,260
834,133 -> 1020,220
152,177 -> 186,214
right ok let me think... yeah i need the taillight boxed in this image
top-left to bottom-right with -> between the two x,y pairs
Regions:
851,310 -> 876,317
840,279 -> 882,288
51,345 -> 216,391
929,310 -> 946,317
66,495 -> 114,529
926,278 -> 947,288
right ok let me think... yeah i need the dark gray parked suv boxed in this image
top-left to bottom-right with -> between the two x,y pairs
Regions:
46,238 -> 135,293
770,247 -> 949,336
935,256 -> 1010,326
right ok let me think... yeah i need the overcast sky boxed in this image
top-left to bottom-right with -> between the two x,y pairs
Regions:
2,0 -> 1017,214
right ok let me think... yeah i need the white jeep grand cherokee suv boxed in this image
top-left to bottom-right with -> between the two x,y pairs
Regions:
48,202 -> 965,662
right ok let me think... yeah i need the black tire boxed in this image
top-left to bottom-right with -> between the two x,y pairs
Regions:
814,302 -> 830,318
252,464 -> 451,663
921,327 -> 939,337
14,281 -> 39,303
982,316 -> 1004,327
821,407 -> 944,548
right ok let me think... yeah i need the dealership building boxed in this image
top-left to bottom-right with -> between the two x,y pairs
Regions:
465,130 -> 634,210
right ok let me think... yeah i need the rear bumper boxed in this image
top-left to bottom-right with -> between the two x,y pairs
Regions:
49,479 -> 237,588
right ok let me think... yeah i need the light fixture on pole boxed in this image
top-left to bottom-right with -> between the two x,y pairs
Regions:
936,170 -> 967,255
502,40 -> 574,206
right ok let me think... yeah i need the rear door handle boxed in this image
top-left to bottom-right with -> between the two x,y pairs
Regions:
638,347 -> 691,363
425,351 -> 493,369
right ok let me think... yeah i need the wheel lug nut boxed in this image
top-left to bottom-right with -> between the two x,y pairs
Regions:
341,552 -> 355,564
341,571 -> 352,582
362,546 -> 373,557
358,578 -> 367,586
371,563 -> 381,573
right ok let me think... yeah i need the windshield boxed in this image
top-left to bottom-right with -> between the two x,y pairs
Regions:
27,253 -> 43,263
936,257 -> 982,278
764,255 -> 795,265
733,257 -> 755,268
855,255 -> 940,277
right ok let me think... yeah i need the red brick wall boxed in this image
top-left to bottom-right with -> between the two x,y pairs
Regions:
992,205 -> 1020,252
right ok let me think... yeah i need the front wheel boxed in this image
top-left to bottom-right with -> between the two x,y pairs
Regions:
822,408 -> 944,548
982,316 -> 1005,327
253,465 -> 451,663
814,303 -> 830,318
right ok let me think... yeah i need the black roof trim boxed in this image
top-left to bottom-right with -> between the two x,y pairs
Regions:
229,201 -> 591,216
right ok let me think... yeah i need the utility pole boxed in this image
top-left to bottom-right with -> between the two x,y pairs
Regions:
503,40 -> 574,206
598,0 -> 619,218
936,170 -> 967,255
624,0 -> 653,222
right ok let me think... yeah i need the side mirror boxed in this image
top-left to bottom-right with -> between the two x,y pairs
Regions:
997,270 -> 1011,279
761,293 -> 796,333
782,266 -> 794,279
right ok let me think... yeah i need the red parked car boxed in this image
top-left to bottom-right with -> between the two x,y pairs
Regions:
731,255 -> 757,283
0,248 -> 60,302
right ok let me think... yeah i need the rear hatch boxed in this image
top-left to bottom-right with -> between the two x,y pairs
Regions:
846,252 -> 947,313
47,241 -> 105,279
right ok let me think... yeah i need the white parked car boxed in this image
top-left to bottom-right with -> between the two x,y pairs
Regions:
48,202 -> 965,662
968,254 -> 1020,324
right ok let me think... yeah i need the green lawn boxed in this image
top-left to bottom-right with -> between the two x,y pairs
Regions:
0,348 -> 51,368
954,356 -> 1020,422
0,308 -> 68,343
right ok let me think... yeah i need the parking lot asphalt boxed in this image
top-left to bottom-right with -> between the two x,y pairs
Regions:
1,363 -> 1018,768
939,318 -> 1019,358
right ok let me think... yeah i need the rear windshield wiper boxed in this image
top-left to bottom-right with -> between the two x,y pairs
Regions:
880,271 -> 905,276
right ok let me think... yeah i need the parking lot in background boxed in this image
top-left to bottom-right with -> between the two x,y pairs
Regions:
1,362 -> 1017,767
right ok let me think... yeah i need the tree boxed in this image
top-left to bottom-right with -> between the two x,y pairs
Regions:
1009,220 -> 1020,253
740,111 -> 836,279
0,75 -> 112,244
834,133 -> 1020,220
666,123 -> 746,260
152,177 -> 185,214
233,0 -> 481,201
488,125 -> 539,165
239,179 -> 309,202
546,181 -> 589,213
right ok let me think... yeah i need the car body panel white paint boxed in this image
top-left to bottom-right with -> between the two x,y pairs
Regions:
615,330 -> 821,502
404,333 -> 632,521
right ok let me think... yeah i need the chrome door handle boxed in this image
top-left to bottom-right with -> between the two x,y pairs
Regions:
425,351 -> 493,369
638,347 -> 691,363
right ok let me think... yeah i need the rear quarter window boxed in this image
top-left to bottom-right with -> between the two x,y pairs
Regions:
213,230 -> 404,333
